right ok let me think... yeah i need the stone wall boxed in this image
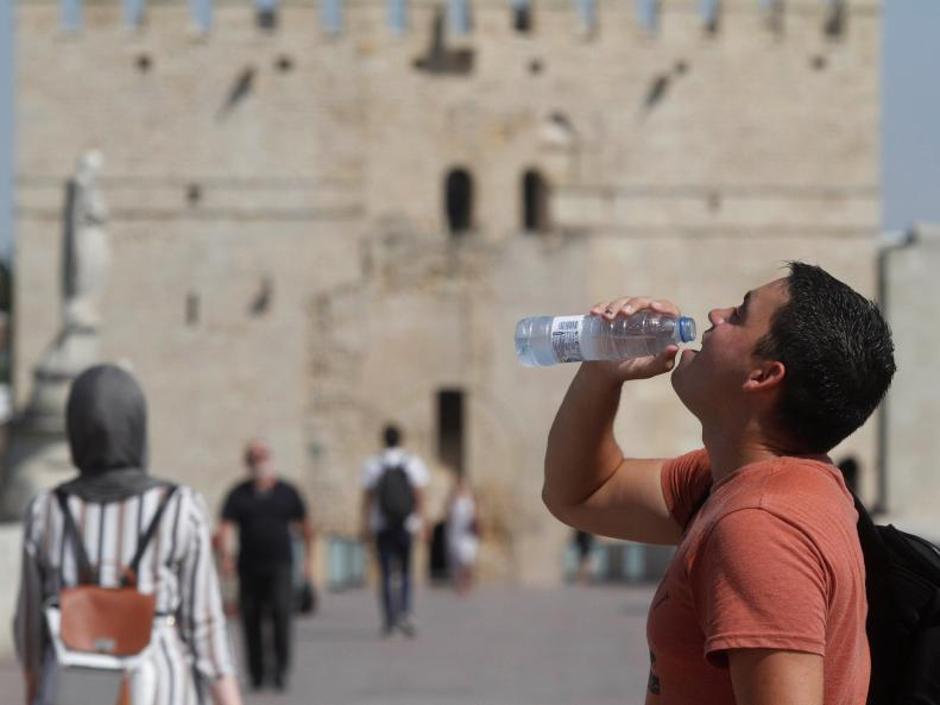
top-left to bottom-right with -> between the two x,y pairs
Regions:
11,0 -> 883,586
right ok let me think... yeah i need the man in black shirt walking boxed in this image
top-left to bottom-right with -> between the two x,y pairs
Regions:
218,440 -> 314,691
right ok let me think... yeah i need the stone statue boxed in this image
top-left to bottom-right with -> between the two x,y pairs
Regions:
64,150 -> 111,329
1,151 -> 111,519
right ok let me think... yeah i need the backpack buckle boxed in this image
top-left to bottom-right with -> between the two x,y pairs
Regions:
93,637 -> 117,654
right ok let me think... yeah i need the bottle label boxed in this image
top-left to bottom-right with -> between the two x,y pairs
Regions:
551,316 -> 584,363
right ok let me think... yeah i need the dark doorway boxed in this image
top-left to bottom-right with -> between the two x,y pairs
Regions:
437,389 -> 465,474
445,168 -> 473,235
522,169 -> 550,232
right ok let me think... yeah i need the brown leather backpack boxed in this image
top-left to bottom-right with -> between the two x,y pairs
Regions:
48,485 -> 178,705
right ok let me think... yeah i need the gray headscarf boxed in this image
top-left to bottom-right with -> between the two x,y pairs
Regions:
58,364 -> 164,502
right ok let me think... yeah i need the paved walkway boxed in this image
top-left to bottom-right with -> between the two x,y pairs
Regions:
0,584 -> 655,705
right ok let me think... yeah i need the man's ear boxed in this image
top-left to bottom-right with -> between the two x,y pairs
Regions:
743,360 -> 786,392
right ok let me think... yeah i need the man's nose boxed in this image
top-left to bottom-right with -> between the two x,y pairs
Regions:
708,308 -> 726,327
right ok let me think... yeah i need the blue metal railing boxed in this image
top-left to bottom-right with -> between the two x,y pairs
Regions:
327,535 -> 367,591
565,541 -> 675,584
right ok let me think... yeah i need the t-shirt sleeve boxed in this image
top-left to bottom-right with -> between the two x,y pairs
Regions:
690,508 -> 830,663
289,485 -> 308,521
407,456 -> 430,488
220,488 -> 240,522
660,449 -> 712,529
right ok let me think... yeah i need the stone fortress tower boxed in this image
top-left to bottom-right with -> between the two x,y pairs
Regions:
11,0 -> 881,584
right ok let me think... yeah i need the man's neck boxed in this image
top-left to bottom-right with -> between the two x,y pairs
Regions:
703,422 -> 787,484
703,425 -> 829,484
705,442 -> 778,484
253,475 -> 277,492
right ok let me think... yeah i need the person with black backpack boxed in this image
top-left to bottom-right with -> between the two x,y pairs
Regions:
541,263 -> 921,705
360,423 -> 429,637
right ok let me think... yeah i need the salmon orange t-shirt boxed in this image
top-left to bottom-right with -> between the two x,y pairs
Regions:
646,449 -> 869,705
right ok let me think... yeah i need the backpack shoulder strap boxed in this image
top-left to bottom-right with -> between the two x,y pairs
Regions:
123,484 -> 179,587
852,492 -> 890,556
54,488 -> 96,585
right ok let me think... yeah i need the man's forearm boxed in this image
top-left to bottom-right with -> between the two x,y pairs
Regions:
543,364 -> 626,512
217,523 -> 236,574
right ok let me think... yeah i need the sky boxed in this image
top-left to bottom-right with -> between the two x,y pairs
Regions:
882,1 -> 940,232
1,1 -> 940,259
1,0 -> 12,262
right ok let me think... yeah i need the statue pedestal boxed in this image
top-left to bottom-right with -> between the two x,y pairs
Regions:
0,326 -> 99,521
1,429 -> 73,521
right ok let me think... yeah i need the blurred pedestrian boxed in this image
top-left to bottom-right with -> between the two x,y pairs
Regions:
360,423 -> 429,637
14,364 -> 242,705
446,474 -> 480,595
218,440 -> 314,692
837,456 -> 860,495
572,530 -> 595,584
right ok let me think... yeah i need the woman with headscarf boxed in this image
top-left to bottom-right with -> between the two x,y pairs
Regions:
14,364 -> 243,705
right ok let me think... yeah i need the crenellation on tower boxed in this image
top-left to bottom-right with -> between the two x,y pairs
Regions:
18,0 -> 879,40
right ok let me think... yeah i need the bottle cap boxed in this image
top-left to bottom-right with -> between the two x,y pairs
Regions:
678,316 -> 696,343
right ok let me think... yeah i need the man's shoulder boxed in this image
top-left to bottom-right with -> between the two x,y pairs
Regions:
760,458 -> 851,506
362,454 -> 386,488
225,479 -> 253,500
713,458 -> 858,546
370,449 -> 419,473
402,452 -> 429,485
722,457 -> 846,500
276,478 -> 303,497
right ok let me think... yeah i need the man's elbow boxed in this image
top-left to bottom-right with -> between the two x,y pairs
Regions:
541,485 -> 575,526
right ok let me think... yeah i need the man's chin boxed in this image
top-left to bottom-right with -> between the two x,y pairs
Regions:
672,349 -> 697,379
670,350 -> 698,394
670,366 -> 699,417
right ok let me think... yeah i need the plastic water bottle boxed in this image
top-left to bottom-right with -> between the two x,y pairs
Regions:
514,312 -> 696,367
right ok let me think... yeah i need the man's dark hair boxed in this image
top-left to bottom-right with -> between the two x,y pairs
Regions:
383,424 -> 402,449
754,262 -> 896,453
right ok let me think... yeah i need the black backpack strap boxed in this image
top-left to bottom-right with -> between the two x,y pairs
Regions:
852,492 -> 892,562
54,488 -> 96,585
124,484 -> 179,587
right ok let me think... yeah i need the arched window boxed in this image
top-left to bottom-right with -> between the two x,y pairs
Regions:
445,168 -> 474,235
522,169 -> 550,233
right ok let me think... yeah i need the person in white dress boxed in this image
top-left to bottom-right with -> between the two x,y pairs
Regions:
445,474 -> 479,595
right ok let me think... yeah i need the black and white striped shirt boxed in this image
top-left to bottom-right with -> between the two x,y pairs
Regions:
14,485 -> 237,704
